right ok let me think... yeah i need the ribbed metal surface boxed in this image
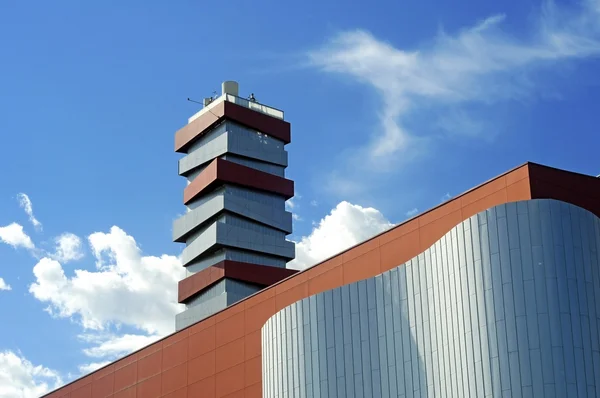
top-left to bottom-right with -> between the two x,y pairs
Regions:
178,121 -> 288,176
262,199 -> 600,397
184,279 -> 263,309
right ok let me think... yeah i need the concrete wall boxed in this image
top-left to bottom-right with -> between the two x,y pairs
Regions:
263,199 -> 600,397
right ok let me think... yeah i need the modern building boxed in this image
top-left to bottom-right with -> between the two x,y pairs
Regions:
43,82 -> 600,398
172,81 -> 297,330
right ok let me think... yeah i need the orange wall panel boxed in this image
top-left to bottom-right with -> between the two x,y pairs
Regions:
275,281 -> 308,311
188,375 -> 214,397
215,338 -> 245,373
71,383 -> 92,398
114,362 -> 136,393
244,382 -> 262,398
113,386 -> 135,398
187,350 -> 215,385
308,265 -> 343,296
91,373 -> 113,398
342,248 -> 381,285
215,362 -> 245,397
161,362 -> 187,396
244,330 -> 262,361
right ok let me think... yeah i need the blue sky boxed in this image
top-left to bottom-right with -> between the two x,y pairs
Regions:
1,0 -> 600,395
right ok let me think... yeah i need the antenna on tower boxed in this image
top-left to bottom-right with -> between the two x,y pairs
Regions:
186,98 -> 203,105
186,95 -> 220,121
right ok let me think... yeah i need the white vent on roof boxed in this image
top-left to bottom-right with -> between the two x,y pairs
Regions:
222,81 -> 239,96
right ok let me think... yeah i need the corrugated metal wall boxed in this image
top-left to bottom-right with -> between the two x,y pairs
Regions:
263,199 -> 600,397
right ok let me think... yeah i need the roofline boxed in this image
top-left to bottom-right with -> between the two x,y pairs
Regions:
42,160 -> 598,396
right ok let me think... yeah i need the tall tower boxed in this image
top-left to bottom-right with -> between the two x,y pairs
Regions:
173,81 -> 297,330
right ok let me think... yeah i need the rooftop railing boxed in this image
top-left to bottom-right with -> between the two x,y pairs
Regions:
187,94 -> 284,124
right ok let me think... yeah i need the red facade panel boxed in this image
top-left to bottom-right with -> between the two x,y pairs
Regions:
174,101 -> 291,153
178,261 -> 298,303
183,158 -> 294,205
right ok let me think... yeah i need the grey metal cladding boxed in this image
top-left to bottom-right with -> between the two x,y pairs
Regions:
179,122 -> 228,176
175,290 -> 250,330
178,120 -> 288,176
176,293 -> 228,330
186,184 -> 287,212
185,279 -> 262,309
172,190 -> 293,242
185,250 -> 227,276
181,222 -> 295,267
224,191 -> 292,233
215,222 -> 295,259
185,248 -> 287,275
262,199 -> 600,398
225,121 -> 287,166
218,214 -> 286,239
221,154 -> 286,177
180,223 -> 218,267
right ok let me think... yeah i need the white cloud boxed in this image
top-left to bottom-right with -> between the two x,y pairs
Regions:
286,192 -> 303,211
406,208 -> 419,217
441,192 -> 453,202
29,226 -> 184,336
0,278 -> 11,291
308,0 -> 600,169
17,194 -> 42,232
292,213 -> 302,222
79,333 -> 160,360
0,351 -> 62,398
286,198 -> 296,210
77,361 -> 111,375
310,200 -> 318,207
289,201 -> 394,270
50,233 -> 85,263
0,223 -> 35,250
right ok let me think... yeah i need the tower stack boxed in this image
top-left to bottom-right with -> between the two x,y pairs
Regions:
173,81 -> 296,330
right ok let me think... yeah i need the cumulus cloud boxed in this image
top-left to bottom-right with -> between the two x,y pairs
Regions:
0,351 -> 62,398
289,201 -> 394,270
0,278 -> 11,291
17,194 -> 42,231
79,333 -> 160,360
50,233 -> 85,263
308,0 -> 600,170
29,226 -> 184,336
0,223 -> 35,250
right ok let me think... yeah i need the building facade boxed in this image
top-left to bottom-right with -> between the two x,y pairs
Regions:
43,83 -> 600,398
172,82 -> 297,330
